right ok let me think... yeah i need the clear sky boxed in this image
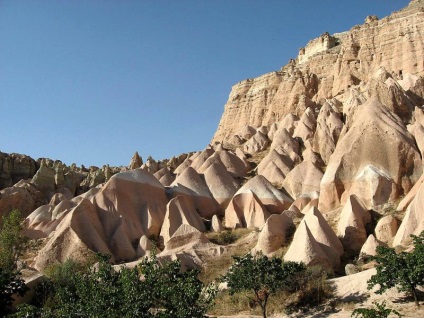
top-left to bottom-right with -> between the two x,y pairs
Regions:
0,0 -> 410,167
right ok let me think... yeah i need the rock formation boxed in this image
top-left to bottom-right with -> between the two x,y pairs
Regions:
252,213 -> 293,255
213,1 -> 424,143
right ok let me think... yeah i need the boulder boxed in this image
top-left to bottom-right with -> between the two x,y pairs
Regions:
211,215 -> 224,232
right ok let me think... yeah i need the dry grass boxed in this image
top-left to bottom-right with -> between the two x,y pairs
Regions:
199,229 -> 257,284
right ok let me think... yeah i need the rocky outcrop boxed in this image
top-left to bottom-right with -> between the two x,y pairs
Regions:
212,1 -> 424,143
375,215 -> 399,245
393,176 -> 424,246
360,234 -> 386,258
336,195 -> 370,254
159,196 -> 205,245
319,99 -> 422,212
35,169 -> 169,269
0,180 -> 44,222
285,206 -> 344,271
252,213 -> 293,255
170,167 -> 220,218
129,151 -> 143,170
0,152 -> 38,189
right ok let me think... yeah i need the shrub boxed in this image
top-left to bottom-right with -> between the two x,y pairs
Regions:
368,231 -> 424,307
0,210 -> 28,316
25,253 -> 216,317
284,265 -> 332,312
222,253 -> 305,318
351,301 -> 403,318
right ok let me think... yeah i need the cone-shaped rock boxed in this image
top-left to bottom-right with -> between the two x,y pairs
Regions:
190,148 -> 215,171
284,222 -> 333,270
243,131 -> 270,154
174,158 -> 192,175
225,190 -> 271,229
35,199 -> 113,270
257,149 -> 294,186
337,195 -> 370,254
304,206 -> 344,257
129,152 -> 143,170
198,150 -> 248,178
230,175 -> 293,214
171,167 -> 220,218
159,195 -> 205,245
293,107 -> 317,142
252,213 -> 293,255
154,167 -> 175,186
269,128 -> 299,155
360,234 -> 386,258
94,169 -> 168,240
203,161 -> 240,209
282,160 -> 323,199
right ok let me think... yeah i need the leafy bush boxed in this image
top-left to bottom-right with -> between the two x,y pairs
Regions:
351,301 -> 403,318
23,253 -> 216,318
0,210 -> 28,316
368,231 -> 424,307
222,253 -> 305,318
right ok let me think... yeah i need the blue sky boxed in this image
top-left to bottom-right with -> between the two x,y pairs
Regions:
0,0 -> 410,167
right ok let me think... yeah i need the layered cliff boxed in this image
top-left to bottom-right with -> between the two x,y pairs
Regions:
213,0 -> 424,143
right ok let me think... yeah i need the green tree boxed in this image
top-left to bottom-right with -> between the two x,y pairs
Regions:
222,254 -> 305,318
351,301 -> 403,318
23,253 -> 216,318
0,210 -> 28,316
368,231 -> 424,307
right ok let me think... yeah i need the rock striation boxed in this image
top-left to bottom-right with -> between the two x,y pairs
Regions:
213,1 -> 424,143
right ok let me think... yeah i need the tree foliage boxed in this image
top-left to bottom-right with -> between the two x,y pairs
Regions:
367,231 -> 424,307
18,253 -> 216,318
0,210 -> 28,316
351,301 -> 403,318
222,254 -> 305,318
